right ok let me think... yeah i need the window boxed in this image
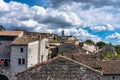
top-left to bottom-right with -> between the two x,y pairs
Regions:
41,55 -> 43,62
18,58 -> 25,65
20,48 -> 23,52
18,58 -> 21,65
22,58 -> 25,64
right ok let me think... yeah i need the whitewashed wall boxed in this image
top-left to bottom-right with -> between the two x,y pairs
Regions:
82,43 -> 98,53
27,41 -> 39,67
39,38 -> 49,62
10,46 -> 27,74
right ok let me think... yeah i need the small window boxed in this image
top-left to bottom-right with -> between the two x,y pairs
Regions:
22,58 -> 25,64
18,58 -> 21,65
41,55 -> 43,62
20,48 -> 23,52
18,58 -> 25,65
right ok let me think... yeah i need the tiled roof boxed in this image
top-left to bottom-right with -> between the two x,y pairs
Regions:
0,31 -> 23,36
62,53 -> 120,75
15,55 -> 102,76
49,40 -> 61,43
62,53 -> 100,68
11,35 -> 38,45
98,60 -> 120,75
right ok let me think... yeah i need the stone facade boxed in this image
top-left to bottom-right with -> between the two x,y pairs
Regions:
58,43 -> 79,54
0,41 -> 12,58
16,56 -> 101,80
10,38 -> 49,80
82,43 -> 98,53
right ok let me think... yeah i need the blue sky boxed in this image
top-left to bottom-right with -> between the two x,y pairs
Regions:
1,0 -> 120,45
4,0 -> 47,7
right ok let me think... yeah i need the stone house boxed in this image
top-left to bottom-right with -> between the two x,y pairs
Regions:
82,43 -> 98,53
0,31 -> 24,80
15,56 -> 101,80
10,35 -> 49,80
0,30 -> 49,80
97,44 -> 117,54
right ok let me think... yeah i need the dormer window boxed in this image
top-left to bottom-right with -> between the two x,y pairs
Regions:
20,48 -> 23,52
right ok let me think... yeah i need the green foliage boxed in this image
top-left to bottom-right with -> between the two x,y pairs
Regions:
114,46 -> 120,54
104,51 -> 116,59
85,40 -> 94,45
53,35 -> 59,41
96,41 -> 106,49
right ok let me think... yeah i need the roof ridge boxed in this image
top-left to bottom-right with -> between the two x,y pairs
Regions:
15,55 -> 103,76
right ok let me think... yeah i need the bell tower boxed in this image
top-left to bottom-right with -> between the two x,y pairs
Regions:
62,30 -> 64,37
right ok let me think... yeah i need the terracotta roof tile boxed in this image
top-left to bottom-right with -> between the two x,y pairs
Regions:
98,60 -> 120,75
11,35 -> 38,45
0,31 -> 23,36
62,53 -> 120,75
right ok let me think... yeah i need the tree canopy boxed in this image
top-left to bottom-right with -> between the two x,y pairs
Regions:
85,40 -> 94,45
96,41 -> 106,49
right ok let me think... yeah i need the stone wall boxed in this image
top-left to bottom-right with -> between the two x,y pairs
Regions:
16,56 -> 101,80
58,43 -> 79,54
82,43 -> 98,53
27,41 -> 39,67
0,41 -> 12,58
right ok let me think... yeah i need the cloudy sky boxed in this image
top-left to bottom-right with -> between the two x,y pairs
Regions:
1,0 -> 120,44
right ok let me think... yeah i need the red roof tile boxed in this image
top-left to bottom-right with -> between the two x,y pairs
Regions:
0,31 -> 23,36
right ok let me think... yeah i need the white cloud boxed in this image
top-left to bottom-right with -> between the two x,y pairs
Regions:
2,0 -> 120,43
0,0 -> 9,11
57,28 -> 101,42
90,24 -> 114,32
107,24 -> 115,31
21,19 -> 38,28
106,32 -> 120,39
90,26 -> 107,32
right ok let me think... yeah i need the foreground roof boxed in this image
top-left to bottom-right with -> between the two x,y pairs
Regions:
62,53 -> 100,68
98,60 -> 120,75
62,53 -> 120,75
0,31 -> 23,36
15,55 -> 102,76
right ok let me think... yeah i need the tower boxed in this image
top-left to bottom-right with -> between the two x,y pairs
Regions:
62,30 -> 64,37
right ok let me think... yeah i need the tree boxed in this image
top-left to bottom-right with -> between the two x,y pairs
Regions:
85,40 -> 94,45
0,25 -> 5,31
114,46 -> 120,54
96,41 -> 106,49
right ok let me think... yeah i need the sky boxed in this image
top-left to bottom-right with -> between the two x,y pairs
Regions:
1,0 -> 120,45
